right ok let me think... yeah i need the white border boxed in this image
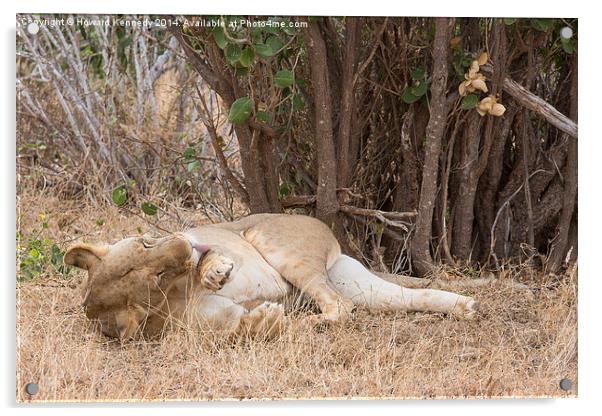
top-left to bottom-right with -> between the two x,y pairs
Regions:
3,1 -> 599,415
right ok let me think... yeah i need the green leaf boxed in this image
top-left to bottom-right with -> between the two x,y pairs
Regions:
117,34 -> 132,69
254,43 -> 273,59
266,36 -> 284,54
213,28 -> 228,49
228,97 -> 254,124
531,18 -> 554,32
233,66 -> 250,77
225,43 -> 241,66
410,81 -> 428,97
402,88 -> 421,104
277,182 -> 292,199
292,93 -> 305,110
282,21 -> 297,36
503,18 -> 518,25
411,68 -> 426,81
118,35 -> 133,50
50,244 -> 65,268
461,94 -> 479,110
239,47 -> 255,67
187,160 -> 200,172
256,111 -> 272,123
251,27 -> 264,43
274,69 -> 294,88
183,146 -> 196,162
111,185 -> 127,207
561,37 -> 575,54
29,248 -> 39,259
141,202 -> 158,216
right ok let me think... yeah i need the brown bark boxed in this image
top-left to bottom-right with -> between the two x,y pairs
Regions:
337,17 -> 361,187
233,126 -> 274,213
476,21 -> 506,178
257,133 -> 282,212
546,54 -> 578,273
475,107 -> 517,262
493,112 -> 537,258
507,117 -> 568,257
451,112 -> 482,260
411,18 -> 452,277
304,20 -> 340,229
439,113 -> 467,266
393,107 -> 420,213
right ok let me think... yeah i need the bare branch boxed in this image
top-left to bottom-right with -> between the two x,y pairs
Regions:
194,83 -> 250,205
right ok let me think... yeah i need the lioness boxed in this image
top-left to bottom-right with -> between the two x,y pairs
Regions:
65,214 -> 478,340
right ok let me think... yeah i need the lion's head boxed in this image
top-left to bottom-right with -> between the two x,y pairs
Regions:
64,234 -> 205,340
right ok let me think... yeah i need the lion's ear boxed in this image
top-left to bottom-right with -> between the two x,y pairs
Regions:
64,243 -> 107,270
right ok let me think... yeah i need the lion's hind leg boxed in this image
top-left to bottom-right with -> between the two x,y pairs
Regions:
327,255 -> 477,319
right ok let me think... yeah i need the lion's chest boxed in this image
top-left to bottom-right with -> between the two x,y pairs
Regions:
183,227 -> 293,304
215,260 -> 292,303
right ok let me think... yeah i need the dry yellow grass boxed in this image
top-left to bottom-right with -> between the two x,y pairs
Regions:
16,193 -> 578,402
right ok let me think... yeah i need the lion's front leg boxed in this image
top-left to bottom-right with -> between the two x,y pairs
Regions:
196,251 -> 234,291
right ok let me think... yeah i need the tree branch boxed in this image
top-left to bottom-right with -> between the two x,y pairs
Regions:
194,84 -> 250,205
480,64 -> 578,138
280,195 -> 417,232
411,17 -> 453,277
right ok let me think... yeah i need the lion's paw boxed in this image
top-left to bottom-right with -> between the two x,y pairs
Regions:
200,254 -> 234,291
451,297 -> 481,320
245,301 -> 287,337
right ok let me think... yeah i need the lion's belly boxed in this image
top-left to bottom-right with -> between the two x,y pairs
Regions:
183,227 -> 293,305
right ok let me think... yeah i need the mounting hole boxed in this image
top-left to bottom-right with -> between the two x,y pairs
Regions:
26,22 -> 40,35
25,382 -> 39,395
560,27 -> 573,40
559,378 -> 572,391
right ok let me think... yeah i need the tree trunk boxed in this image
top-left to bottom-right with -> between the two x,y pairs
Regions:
337,17 -> 361,188
475,107 -> 516,262
304,20 -> 340,229
233,125 -> 275,213
411,17 -> 452,277
451,112 -> 482,260
546,54 -> 578,273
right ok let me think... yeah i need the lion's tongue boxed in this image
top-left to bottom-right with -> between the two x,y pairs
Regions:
191,242 -> 210,255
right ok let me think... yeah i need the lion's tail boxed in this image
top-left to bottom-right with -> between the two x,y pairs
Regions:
373,271 -> 530,292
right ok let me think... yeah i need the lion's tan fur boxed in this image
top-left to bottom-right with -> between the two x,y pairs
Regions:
65,214 -> 479,340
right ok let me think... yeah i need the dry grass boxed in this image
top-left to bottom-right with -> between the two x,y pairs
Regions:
16,192 -> 578,402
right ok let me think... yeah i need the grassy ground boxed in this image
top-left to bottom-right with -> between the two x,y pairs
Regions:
16,192 -> 578,401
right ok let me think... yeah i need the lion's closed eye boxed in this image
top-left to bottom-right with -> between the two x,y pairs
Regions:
156,270 -> 167,283
141,239 -> 155,249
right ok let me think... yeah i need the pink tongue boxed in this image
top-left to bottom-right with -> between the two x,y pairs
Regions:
192,242 -> 210,255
